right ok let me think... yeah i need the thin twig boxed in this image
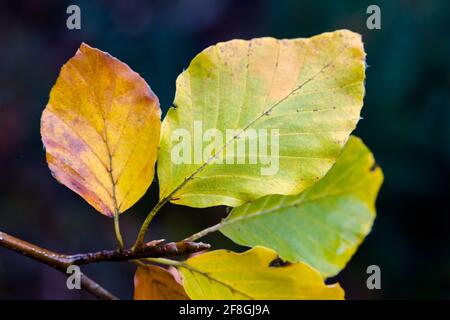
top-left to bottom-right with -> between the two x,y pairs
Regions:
0,231 -> 117,300
0,231 -> 210,266
80,274 -> 118,300
67,241 -> 211,264
0,231 -> 209,299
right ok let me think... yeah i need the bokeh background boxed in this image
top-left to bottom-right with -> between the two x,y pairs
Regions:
0,0 -> 449,299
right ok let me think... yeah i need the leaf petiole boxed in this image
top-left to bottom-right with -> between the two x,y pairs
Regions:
145,257 -> 183,267
132,197 -> 169,251
113,211 -> 125,250
183,222 -> 222,242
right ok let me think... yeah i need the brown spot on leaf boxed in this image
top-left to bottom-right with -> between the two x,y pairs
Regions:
370,161 -> 379,172
269,257 -> 292,268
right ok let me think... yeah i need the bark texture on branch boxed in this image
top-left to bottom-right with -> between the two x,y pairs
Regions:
0,231 -> 210,300
0,232 -> 210,267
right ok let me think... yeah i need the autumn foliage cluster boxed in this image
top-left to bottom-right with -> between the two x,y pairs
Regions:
31,29 -> 382,299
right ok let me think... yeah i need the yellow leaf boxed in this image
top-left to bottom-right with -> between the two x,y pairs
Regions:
158,30 -> 366,208
41,43 -> 161,216
134,265 -> 189,300
179,246 -> 344,300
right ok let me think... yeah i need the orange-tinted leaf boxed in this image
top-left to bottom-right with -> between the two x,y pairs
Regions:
134,265 -> 189,300
41,43 -> 161,216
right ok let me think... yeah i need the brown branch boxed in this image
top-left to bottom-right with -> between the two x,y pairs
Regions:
0,231 -> 70,270
0,231 -> 210,299
0,231 -> 118,300
66,240 -> 211,265
80,274 -> 118,300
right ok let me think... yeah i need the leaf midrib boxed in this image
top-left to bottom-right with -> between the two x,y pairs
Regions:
181,265 -> 254,299
221,182 -> 371,230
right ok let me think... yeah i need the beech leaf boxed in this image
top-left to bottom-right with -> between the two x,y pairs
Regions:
220,136 -> 383,277
158,29 -> 366,208
41,43 -> 161,216
179,246 -> 344,300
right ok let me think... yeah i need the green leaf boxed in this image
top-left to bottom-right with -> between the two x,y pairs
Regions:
179,246 -> 344,300
219,136 -> 383,277
158,30 -> 366,208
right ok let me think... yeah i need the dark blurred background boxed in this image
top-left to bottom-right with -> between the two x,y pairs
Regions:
0,0 -> 449,299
